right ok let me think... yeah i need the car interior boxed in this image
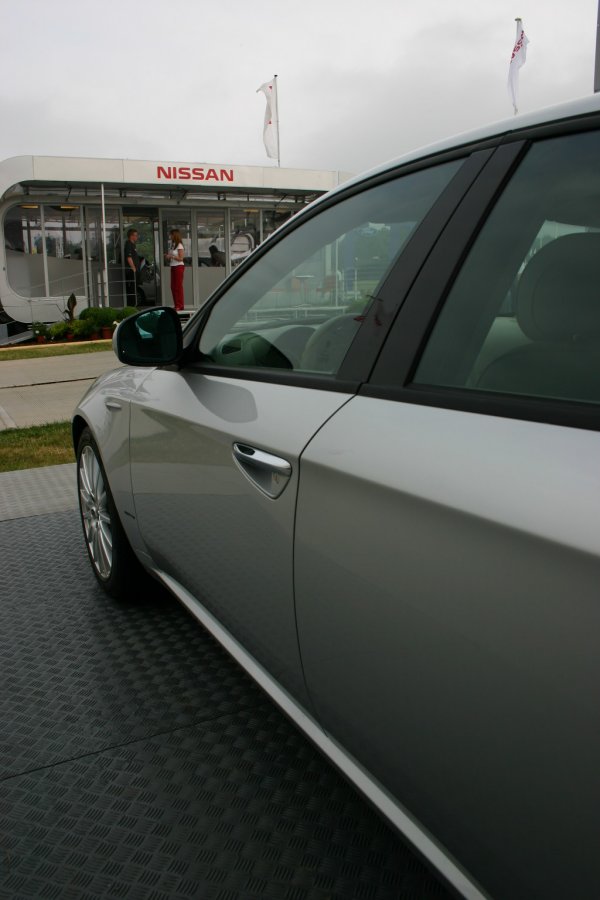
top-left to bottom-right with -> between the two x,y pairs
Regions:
210,313 -> 365,373
473,231 -> 600,401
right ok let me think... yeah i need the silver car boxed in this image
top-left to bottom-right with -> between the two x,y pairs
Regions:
74,93 -> 600,900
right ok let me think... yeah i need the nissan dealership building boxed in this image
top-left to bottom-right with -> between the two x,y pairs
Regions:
0,155 -> 350,326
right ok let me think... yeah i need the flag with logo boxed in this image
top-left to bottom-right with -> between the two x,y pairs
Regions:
257,79 -> 279,160
508,20 -> 529,114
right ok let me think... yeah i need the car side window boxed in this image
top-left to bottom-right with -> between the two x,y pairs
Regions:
414,130 -> 600,404
199,161 -> 461,376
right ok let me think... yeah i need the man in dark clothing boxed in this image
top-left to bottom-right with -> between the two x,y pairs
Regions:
124,228 -> 140,304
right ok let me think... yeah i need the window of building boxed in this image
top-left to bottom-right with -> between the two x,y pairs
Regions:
197,213 -> 226,267
4,204 -> 84,299
230,210 -> 260,267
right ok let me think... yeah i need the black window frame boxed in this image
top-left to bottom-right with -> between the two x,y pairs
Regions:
363,111 -> 600,432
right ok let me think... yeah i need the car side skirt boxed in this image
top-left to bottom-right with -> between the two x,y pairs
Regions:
153,567 -> 490,900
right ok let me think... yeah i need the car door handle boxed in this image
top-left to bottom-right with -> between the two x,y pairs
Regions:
232,442 -> 292,499
104,400 -> 122,411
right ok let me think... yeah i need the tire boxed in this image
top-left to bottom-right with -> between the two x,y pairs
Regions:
77,426 -> 147,599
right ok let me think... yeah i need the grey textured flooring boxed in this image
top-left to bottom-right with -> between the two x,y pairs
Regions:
0,467 -> 454,899
0,463 -> 77,521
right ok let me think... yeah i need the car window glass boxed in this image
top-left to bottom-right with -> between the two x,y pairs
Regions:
414,130 -> 600,404
199,160 -> 461,375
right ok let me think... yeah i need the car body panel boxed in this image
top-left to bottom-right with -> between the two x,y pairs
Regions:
295,396 -> 600,900
128,368 -> 352,705
74,366 -> 153,551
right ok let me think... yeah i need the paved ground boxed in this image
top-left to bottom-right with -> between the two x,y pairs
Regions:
0,351 -> 122,429
0,464 -> 454,900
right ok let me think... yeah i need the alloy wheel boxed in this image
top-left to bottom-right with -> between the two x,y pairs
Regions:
78,444 -> 113,579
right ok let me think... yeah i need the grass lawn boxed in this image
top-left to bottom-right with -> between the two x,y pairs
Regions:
0,421 -> 74,472
0,341 -> 112,362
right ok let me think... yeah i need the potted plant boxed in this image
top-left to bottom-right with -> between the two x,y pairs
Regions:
79,308 -> 104,340
32,321 -> 49,343
97,307 -> 116,339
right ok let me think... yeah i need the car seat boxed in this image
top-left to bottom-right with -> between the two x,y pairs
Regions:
475,232 -> 600,403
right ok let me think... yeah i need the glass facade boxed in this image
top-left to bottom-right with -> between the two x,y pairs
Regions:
3,200 -> 307,309
85,206 -> 122,307
5,204 -> 85,300
197,212 -> 226,267
230,210 -> 260,268
5,206 -> 46,298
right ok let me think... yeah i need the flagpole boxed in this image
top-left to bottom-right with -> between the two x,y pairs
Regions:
274,74 -> 281,167
595,0 -> 600,91
513,18 -> 521,115
100,183 -> 110,308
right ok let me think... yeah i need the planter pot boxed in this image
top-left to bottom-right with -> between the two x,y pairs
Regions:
66,333 -> 75,342
36,335 -> 47,344
101,327 -> 113,340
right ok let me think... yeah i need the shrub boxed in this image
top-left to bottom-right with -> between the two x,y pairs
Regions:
80,306 -> 137,327
71,318 -> 96,339
96,306 -> 114,328
81,308 -> 102,327
49,321 -> 69,341
113,306 -> 137,322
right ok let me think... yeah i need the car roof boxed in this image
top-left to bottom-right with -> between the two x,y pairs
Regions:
336,92 -> 600,195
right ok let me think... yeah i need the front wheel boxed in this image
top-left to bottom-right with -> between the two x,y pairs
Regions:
77,427 -> 146,598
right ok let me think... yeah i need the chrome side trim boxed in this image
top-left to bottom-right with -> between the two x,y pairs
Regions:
155,568 -> 491,900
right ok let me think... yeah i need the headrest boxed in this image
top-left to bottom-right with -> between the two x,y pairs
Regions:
516,232 -> 600,342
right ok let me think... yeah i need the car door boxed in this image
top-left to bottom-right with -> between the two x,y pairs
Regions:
128,157 -> 464,707
295,122 -> 600,900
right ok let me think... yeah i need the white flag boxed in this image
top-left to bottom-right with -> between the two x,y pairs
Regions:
508,20 -> 529,114
257,79 -> 279,160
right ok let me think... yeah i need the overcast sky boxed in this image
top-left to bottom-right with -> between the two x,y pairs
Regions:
0,0 -> 598,175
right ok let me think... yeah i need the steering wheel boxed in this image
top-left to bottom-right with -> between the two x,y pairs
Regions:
300,314 -> 361,373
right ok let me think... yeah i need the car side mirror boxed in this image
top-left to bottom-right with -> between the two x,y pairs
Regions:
114,307 -> 183,366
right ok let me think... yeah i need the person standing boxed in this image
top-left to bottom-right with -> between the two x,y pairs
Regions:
165,229 -> 185,311
124,228 -> 140,305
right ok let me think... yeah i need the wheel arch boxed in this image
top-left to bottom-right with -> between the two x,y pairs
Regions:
72,414 -> 88,454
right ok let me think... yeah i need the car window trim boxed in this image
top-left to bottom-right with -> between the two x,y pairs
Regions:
185,362 -> 361,394
366,139 -> 528,391
182,148 -> 500,387
359,382 -> 600,432
337,148 -> 496,383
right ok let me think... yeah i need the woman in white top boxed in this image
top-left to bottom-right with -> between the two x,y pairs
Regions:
165,229 -> 185,311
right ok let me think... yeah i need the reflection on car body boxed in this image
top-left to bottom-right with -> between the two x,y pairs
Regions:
75,93 -> 600,900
